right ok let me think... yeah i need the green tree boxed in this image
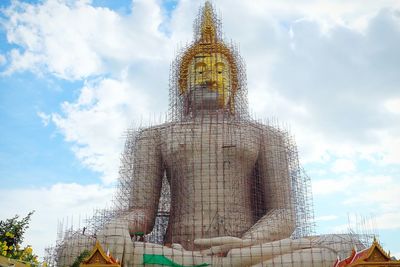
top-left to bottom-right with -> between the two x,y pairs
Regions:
0,211 -> 40,266
71,250 -> 90,267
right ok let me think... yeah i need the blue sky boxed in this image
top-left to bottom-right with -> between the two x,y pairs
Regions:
0,0 -> 399,260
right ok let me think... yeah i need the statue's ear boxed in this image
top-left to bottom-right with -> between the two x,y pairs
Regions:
227,96 -> 235,114
183,90 -> 191,115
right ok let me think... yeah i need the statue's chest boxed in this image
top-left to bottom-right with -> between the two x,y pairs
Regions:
161,123 -> 260,165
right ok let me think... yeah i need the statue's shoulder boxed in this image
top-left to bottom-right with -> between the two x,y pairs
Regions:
244,120 -> 273,132
135,121 -> 179,136
246,119 -> 287,139
127,123 -> 167,140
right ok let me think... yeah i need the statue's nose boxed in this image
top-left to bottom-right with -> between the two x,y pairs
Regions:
204,69 -> 212,80
205,70 -> 217,83
196,70 -> 217,90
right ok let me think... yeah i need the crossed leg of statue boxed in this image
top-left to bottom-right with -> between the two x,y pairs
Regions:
124,237 -> 338,266
98,219 -> 341,267
59,218 -> 356,267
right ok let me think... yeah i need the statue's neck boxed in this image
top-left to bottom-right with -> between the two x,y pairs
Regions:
184,109 -> 234,122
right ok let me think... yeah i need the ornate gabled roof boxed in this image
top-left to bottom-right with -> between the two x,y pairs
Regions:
334,237 -> 400,267
80,241 -> 120,267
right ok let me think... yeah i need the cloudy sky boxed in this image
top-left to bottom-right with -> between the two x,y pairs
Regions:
0,0 -> 399,260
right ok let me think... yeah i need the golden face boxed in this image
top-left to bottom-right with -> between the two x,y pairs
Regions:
187,52 -> 232,109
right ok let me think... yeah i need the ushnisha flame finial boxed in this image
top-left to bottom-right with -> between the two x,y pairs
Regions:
199,1 -> 217,44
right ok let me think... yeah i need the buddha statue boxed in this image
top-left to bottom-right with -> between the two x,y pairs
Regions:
57,2 -> 363,266
127,4 -> 295,250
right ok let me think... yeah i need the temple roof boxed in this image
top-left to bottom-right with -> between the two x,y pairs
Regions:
334,237 -> 400,266
80,241 -> 120,267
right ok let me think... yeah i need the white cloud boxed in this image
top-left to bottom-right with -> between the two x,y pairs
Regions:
313,174 -> 395,196
0,54 -> 6,65
331,159 -> 356,173
384,98 -> 400,114
0,183 -> 114,259
315,215 -> 338,222
313,177 -> 352,195
2,0 -> 172,80
217,0 -> 400,33
344,178 -> 400,212
6,49 -> 44,74
374,212 -> 400,230
315,174 -> 400,231
370,131 -> 400,165
51,77 -> 151,184
37,111 -> 50,126
244,7 -> 400,165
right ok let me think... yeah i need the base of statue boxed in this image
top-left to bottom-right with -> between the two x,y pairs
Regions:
58,219 -> 362,267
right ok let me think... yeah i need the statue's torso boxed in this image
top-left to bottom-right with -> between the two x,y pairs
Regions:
158,118 -> 261,249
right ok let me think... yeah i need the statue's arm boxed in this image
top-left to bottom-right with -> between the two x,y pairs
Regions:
242,129 -> 295,241
127,128 -> 164,237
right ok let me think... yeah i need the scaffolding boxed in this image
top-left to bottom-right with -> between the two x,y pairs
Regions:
49,2 -> 369,266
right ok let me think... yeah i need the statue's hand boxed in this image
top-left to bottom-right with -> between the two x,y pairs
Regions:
126,209 -> 148,237
194,236 -> 259,256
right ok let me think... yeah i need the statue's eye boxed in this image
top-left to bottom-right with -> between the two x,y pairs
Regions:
215,62 -> 225,75
195,62 -> 207,76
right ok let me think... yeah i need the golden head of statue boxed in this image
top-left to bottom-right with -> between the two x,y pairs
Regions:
179,2 -> 239,115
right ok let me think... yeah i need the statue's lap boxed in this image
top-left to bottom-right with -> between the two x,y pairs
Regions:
59,217 -> 355,267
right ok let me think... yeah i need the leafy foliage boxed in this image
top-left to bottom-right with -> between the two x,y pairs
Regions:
0,211 -> 34,247
0,211 -> 40,266
71,249 -> 90,267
